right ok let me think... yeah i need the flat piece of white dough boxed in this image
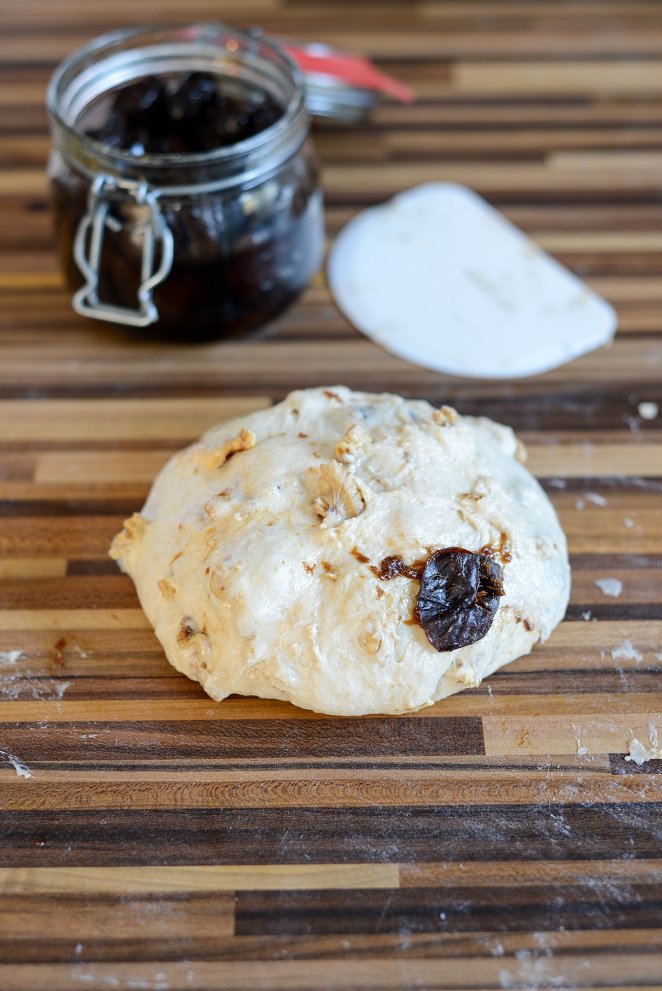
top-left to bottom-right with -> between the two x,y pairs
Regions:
327,183 -> 617,379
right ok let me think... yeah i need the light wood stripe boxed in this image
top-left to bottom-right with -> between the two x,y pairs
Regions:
0,610 -> 150,631
0,398 -> 270,443
453,60 -> 662,95
0,959 -> 658,991
0,559 -> 66,578
0,861 -> 656,895
34,451 -> 174,484
0,864 -> 397,894
323,161 -> 662,195
0,693 -> 658,723
1,772 -> 659,811
483,714 -> 662,757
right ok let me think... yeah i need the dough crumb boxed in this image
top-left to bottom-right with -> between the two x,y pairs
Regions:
432,405 -> 459,427
197,429 -> 256,469
572,724 -> 588,756
595,577 -> 623,598
0,649 -> 22,666
336,424 -> 372,463
157,578 -> 177,601
625,728 -> 662,765
109,512 -> 146,559
0,749 -> 32,778
637,401 -> 659,421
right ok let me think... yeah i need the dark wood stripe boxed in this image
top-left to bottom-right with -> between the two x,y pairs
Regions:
0,924 -> 659,968
566,604 -> 662,620
66,558 -> 126,576
2,803 -> 660,868
0,576 -> 138,610
3,667 -> 660,702
611,755 -> 662,775
235,883 -> 662,935
0,500 -> 141,517
1,717 -> 485,761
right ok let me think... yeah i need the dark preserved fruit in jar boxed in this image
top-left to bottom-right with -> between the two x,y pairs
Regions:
47,25 -> 325,340
83,72 -> 284,154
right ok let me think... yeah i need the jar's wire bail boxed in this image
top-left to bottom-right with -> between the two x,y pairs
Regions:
72,175 -> 174,327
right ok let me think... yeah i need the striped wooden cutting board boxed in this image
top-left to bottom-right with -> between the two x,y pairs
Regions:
1,1 -> 661,988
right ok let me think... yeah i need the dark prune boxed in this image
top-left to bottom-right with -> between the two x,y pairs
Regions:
114,76 -> 167,122
416,548 -> 504,652
169,72 -> 218,122
82,71 -> 284,155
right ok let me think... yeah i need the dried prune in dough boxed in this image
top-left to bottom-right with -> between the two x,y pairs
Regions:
416,548 -> 504,651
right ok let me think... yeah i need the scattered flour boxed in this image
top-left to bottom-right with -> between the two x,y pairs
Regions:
0,749 -> 33,778
581,610 -> 592,621
572,724 -> 588,756
0,649 -> 22,666
0,653 -> 71,702
595,577 -> 623,598
499,948 -> 566,989
547,478 -> 567,490
584,491 -> 607,507
624,517 -> 635,529
611,640 -> 643,664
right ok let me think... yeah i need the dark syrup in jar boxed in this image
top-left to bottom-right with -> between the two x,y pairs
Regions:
51,71 -> 323,341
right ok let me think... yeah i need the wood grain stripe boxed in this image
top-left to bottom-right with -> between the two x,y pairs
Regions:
0,864 -> 397,894
234,885 -> 662,935
1,772 -> 659,811
0,692 -> 658,722
0,610 -> 149,630
0,398 -> 269,442
3,804 -> 660,867
1,960 -> 658,991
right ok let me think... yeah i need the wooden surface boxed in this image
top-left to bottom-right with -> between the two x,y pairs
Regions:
1,1 -> 662,989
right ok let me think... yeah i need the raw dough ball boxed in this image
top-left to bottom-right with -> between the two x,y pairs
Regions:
110,386 -> 570,715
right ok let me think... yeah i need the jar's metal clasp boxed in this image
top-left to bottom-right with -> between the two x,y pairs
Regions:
72,175 -> 174,327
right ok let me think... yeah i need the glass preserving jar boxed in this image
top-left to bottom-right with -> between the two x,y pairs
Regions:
47,24 -> 325,341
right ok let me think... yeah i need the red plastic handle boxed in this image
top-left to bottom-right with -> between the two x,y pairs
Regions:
285,44 -> 416,104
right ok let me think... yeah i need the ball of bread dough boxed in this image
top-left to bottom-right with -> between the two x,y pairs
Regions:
110,387 -> 570,715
